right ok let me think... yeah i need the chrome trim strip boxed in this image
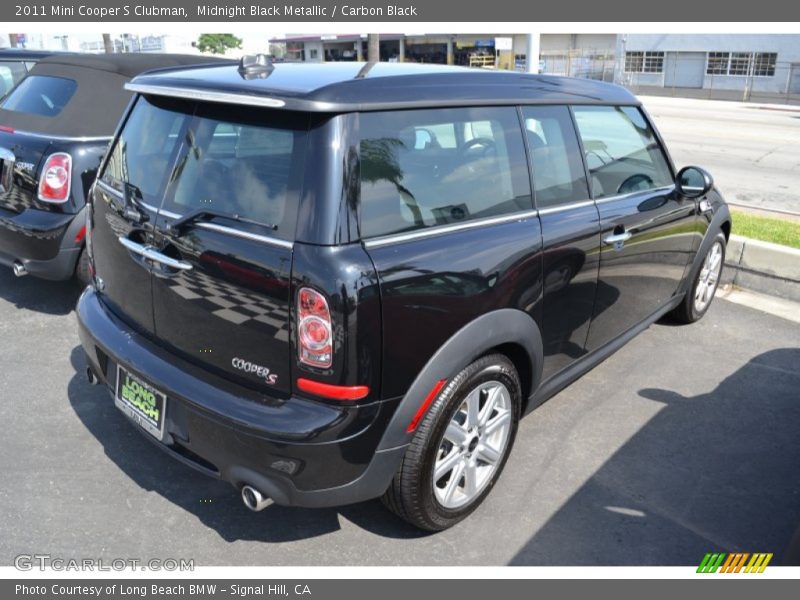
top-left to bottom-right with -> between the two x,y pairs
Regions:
194,222 -> 294,249
94,179 -> 123,199
125,83 -> 287,109
363,209 -> 540,249
156,207 -> 181,219
593,185 -> 675,205
1,128 -> 112,143
537,199 -> 595,216
534,185 -> 676,216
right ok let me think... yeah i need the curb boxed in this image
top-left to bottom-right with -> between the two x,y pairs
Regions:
722,234 -> 800,302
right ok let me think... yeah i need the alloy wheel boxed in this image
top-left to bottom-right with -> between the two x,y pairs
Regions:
432,380 -> 513,509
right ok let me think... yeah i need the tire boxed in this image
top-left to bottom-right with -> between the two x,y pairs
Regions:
382,353 -> 521,531
671,231 -> 726,324
74,247 -> 92,288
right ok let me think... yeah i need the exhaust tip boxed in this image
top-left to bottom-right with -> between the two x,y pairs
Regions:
86,367 -> 98,386
12,261 -> 27,277
241,485 -> 270,512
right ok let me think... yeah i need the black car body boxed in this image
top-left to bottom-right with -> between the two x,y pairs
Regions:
0,53 -> 231,282
77,60 -> 731,530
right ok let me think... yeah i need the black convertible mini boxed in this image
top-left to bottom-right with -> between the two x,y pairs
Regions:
0,53 -> 230,282
77,57 -> 731,530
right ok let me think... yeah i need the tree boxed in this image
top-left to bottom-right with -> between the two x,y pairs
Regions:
102,34 -> 114,54
196,34 -> 242,55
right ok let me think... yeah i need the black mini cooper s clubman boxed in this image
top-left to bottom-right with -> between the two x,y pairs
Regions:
77,57 -> 731,531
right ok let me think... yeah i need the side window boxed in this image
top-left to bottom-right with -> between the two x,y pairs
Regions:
521,106 -> 589,209
359,107 -> 531,238
572,106 -> 673,199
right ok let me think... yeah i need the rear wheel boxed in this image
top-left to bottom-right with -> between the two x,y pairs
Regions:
671,232 -> 726,324
74,247 -> 91,288
382,354 -> 521,531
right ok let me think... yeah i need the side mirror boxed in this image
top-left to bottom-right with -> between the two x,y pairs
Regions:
676,166 -> 713,198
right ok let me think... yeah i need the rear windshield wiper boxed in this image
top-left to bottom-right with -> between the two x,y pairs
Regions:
165,208 -> 278,235
122,182 -> 148,224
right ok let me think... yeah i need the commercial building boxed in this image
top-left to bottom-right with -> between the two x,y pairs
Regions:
274,33 -> 800,102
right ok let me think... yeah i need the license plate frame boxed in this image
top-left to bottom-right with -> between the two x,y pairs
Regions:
114,365 -> 166,441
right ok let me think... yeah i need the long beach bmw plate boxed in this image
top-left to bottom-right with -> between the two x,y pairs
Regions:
115,365 -> 166,440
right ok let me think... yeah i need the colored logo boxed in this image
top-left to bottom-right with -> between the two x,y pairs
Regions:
697,552 -> 773,573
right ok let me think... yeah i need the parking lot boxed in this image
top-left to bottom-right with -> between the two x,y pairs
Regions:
1,267 -> 798,566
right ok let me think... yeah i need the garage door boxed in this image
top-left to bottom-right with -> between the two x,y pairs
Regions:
790,65 -> 800,94
664,52 -> 706,89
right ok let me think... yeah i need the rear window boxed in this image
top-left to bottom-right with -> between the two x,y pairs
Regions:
359,107 -> 532,239
0,75 -> 77,117
100,95 -> 308,242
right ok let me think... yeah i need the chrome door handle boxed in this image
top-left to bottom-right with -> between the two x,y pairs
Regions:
603,231 -> 633,245
118,237 -> 192,271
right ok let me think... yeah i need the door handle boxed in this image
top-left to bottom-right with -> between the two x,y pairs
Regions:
118,237 -> 192,271
603,231 -> 633,246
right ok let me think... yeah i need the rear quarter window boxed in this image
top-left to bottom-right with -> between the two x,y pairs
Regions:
0,75 -> 77,117
359,106 -> 532,239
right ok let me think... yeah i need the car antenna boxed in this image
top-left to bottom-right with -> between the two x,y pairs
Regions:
238,54 -> 274,80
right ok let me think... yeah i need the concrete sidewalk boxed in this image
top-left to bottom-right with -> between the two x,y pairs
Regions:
723,234 -> 800,302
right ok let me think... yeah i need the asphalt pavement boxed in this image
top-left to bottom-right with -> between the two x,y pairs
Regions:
641,96 -> 800,215
0,269 -> 798,566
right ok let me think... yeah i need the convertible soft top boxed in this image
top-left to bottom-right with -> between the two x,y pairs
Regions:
0,53 -> 232,138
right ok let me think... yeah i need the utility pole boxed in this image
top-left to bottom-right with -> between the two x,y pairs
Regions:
9,34 -> 18,48
367,34 -> 380,62
102,33 -> 114,54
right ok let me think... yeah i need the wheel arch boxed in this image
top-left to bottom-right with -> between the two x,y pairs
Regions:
678,202 -> 732,297
376,308 -> 543,452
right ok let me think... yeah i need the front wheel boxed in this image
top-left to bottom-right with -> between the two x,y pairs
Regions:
382,354 -> 521,531
671,232 -> 726,324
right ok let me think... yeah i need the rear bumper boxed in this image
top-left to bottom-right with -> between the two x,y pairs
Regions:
76,287 -> 405,508
0,204 -> 83,280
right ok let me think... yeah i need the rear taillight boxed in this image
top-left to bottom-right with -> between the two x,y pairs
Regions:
297,287 -> 332,368
37,152 -> 72,203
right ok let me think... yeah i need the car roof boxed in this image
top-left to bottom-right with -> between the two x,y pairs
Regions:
32,53 -> 234,78
127,61 -> 640,112
0,49 -> 74,60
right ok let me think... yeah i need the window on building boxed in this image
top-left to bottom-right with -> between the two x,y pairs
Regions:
753,52 -> 777,77
729,52 -> 752,76
706,52 -> 729,75
643,52 -> 665,73
706,51 -> 778,77
359,107 -> 532,238
624,51 -> 664,73
624,51 -> 644,73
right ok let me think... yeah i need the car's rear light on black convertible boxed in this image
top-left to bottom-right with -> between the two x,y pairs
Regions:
37,152 -> 72,203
